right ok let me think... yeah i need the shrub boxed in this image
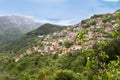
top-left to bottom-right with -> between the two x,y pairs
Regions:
50,70 -> 81,80
64,41 -> 73,48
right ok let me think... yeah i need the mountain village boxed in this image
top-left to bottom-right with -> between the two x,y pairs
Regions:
14,12 -> 119,62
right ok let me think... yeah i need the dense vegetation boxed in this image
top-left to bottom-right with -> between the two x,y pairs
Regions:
0,38 -> 120,80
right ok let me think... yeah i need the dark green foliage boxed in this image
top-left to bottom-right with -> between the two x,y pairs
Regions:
58,42 -> 63,46
91,14 -> 104,18
0,50 -> 88,80
84,23 -> 90,28
81,20 -> 86,24
58,51 -> 87,72
116,12 -> 120,25
102,15 -> 116,23
51,70 -> 80,80
37,69 -> 52,80
104,39 -> 120,61
90,21 -> 96,25
116,11 -> 120,19
26,23 -> 65,36
64,40 -> 73,48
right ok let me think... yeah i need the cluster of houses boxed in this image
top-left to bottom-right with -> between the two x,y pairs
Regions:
26,28 -> 82,56
14,14 -> 119,62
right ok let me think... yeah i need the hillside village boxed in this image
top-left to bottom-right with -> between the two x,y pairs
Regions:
14,12 -> 119,62
2,0 -> 120,79
1,11 -> 120,80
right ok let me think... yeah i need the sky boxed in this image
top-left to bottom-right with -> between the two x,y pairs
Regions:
0,0 -> 120,25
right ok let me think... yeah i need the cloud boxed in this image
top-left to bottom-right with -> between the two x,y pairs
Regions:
40,19 -> 79,25
103,0 -> 120,2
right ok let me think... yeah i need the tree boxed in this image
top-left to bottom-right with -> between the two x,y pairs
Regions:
76,31 -> 86,45
50,70 -> 81,80
116,12 -> 120,25
64,41 -> 73,48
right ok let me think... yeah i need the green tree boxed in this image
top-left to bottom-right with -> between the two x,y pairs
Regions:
116,12 -> 120,25
50,70 -> 81,80
64,41 -> 73,48
76,31 -> 86,45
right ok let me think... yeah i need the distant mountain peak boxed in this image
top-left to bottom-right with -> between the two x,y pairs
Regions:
0,15 -> 42,45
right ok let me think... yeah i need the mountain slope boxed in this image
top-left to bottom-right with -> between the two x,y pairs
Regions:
0,15 -> 42,45
1,10 -> 120,80
0,23 -> 66,53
